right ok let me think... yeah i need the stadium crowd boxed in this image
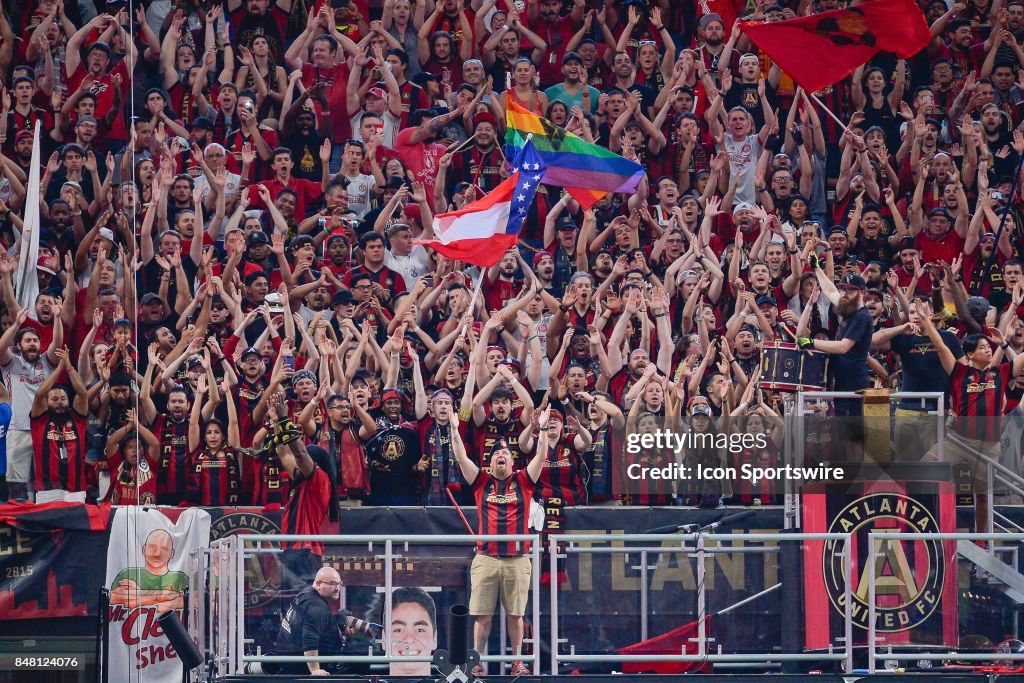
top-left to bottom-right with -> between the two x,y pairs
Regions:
1,0 -> 1023,526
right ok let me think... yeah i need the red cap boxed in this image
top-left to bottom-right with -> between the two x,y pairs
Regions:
533,251 -> 553,268
367,87 -> 387,100
403,203 -> 422,223
474,111 -> 498,128
36,256 -> 56,275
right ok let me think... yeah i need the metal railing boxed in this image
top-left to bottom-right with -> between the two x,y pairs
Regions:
786,392 -> 946,533
549,532 -> 855,674
207,533 -> 543,676
865,531 -> 1024,673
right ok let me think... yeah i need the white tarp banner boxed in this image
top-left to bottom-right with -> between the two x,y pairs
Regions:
105,507 -> 210,681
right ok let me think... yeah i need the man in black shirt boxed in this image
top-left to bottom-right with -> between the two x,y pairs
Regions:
270,567 -> 346,676
873,295 -> 966,458
800,270 -> 875,459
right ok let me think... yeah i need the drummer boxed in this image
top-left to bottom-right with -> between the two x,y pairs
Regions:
798,270 -> 875,458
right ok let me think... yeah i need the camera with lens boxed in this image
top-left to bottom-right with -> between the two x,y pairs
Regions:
336,609 -> 382,641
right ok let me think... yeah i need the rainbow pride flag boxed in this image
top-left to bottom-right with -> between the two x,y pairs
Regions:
505,100 -> 646,209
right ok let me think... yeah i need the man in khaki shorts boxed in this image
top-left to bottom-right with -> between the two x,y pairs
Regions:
450,409 -> 553,677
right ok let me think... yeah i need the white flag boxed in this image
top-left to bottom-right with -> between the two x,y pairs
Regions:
105,507 -> 211,682
12,124 -> 41,316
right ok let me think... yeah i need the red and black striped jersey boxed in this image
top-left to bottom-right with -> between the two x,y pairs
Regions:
471,416 -> 524,472
472,470 -> 537,557
186,447 -> 242,506
242,448 -> 290,507
950,362 -> 1012,441
283,467 -> 332,556
30,411 -> 89,493
153,415 -> 190,499
536,437 -> 583,506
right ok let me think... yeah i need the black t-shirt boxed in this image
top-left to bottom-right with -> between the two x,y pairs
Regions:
365,422 -> 422,499
831,306 -> 874,391
140,256 -> 199,312
891,330 -> 965,409
275,586 -> 341,654
725,81 -> 777,129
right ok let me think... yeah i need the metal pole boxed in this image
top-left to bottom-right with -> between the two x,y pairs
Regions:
696,534 -> 706,657
867,534 -> 877,673
844,536 -> 853,674
549,536 -> 558,675
531,540 -> 541,674
384,540 -> 393,666
640,550 -> 648,642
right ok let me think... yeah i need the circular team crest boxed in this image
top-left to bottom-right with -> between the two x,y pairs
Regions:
211,512 -> 282,608
824,492 -> 944,633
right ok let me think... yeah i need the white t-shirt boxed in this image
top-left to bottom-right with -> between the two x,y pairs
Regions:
384,246 -> 432,289
338,173 -> 376,218
194,171 -> 242,201
2,353 -> 55,431
723,133 -> 761,206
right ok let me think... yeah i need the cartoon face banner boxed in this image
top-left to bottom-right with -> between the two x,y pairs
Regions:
105,507 -> 210,682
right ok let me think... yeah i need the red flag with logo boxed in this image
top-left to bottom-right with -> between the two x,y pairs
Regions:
740,0 -> 931,93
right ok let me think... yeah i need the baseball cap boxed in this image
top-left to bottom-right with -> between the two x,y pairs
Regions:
193,117 -> 214,131
533,251 -> 553,267
755,294 -> 777,307
967,295 -> 991,319
928,207 -> 952,219
36,256 -> 56,275
247,231 -> 271,246
241,346 -> 262,359
732,202 -> 754,215
489,438 -> 512,456
367,87 -> 386,100
556,216 -> 578,231
827,226 -> 848,237
140,292 -> 163,305
691,402 -> 713,417
839,273 -> 866,290
562,51 -> 583,65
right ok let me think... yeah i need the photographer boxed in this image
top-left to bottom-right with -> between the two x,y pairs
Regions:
270,567 -> 351,676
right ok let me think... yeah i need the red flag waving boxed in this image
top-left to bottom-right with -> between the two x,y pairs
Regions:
740,0 -> 931,94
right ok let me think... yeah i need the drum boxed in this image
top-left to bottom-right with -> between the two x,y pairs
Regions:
758,341 -> 828,392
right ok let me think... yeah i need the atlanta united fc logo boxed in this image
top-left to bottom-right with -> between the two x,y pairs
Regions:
823,492 -> 944,632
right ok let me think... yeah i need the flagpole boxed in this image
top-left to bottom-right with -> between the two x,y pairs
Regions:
806,91 -> 849,134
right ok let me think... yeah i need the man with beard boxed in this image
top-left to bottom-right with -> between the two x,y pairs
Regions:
800,271 -> 874,431
533,252 -> 557,295
418,388 -> 465,505
141,380 -> 192,506
695,13 -> 738,78
544,52 -> 600,113
451,112 -> 506,193
251,148 -> 330,223
281,104 -> 327,183
1,279 -> 72,350
29,348 -> 89,501
526,0 -> 585,85
365,388 -> 424,505
0,310 -> 61,500
315,392 -> 373,504
484,249 -> 525,312
471,366 -> 534,468
229,0 -> 289,66
335,141 -> 376,218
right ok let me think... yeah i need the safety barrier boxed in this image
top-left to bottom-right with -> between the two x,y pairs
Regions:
205,533 -> 543,677
549,532 -> 854,673
865,531 -> 1024,673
